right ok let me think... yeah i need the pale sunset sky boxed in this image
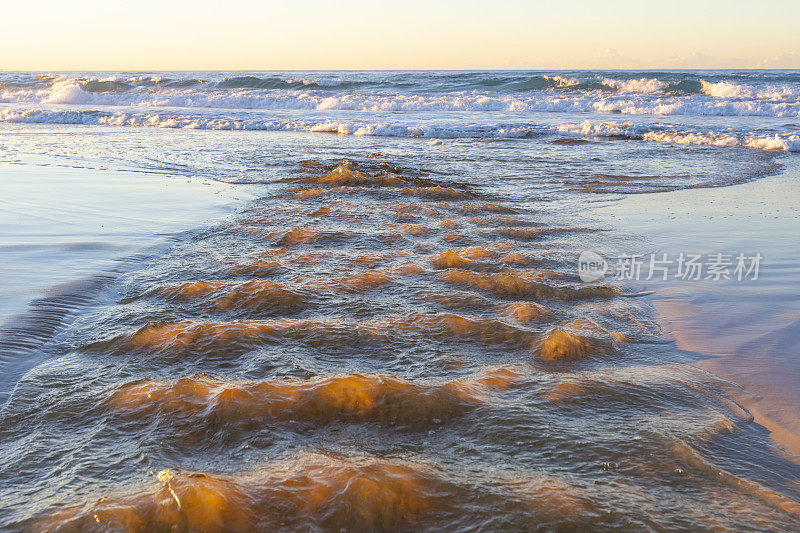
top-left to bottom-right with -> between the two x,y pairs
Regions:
2,0 -> 799,70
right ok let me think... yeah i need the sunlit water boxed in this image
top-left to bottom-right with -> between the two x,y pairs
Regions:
1,71 -> 800,531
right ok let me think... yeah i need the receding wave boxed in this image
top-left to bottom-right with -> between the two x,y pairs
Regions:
27,450 -> 606,532
104,368 -> 522,429
4,152 -> 800,532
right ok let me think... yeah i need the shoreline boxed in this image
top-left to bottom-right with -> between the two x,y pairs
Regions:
0,161 -> 255,325
0,161 -> 256,403
594,155 -> 800,459
4,154 -> 798,457
1,145 -> 799,529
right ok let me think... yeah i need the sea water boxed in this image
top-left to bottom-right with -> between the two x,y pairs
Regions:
1,70 -> 799,531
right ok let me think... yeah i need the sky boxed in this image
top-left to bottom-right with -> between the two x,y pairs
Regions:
2,0 -> 799,70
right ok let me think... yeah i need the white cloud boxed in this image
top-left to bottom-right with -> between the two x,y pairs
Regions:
758,52 -> 800,69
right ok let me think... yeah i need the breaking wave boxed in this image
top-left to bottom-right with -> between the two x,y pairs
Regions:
556,121 -> 800,152
2,72 -> 800,118
2,107 -> 798,152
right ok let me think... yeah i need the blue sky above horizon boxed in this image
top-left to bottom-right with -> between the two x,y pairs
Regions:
2,0 -> 799,70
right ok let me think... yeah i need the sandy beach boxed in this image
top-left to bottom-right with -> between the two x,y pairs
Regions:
0,162 -> 253,402
595,157 -> 800,458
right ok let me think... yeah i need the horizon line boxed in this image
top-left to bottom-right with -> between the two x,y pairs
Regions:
4,67 -> 800,72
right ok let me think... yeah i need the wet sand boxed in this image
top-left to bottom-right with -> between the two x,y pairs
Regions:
0,162 -> 253,402
596,157 -> 800,459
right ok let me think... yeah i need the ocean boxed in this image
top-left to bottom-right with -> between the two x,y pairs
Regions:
1,70 -> 800,531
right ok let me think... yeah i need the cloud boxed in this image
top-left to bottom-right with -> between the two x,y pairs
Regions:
591,49 -> 638,69
496,49 -> 799,70
758,51 -> 800,69
665,52 -> 724,69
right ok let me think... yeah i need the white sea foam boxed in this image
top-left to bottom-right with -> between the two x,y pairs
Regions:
2,108 -> 797,152
3,70 -> 800,153
556,120 -> 800,152
744,134 -> 800,151
3,80 -> 800,117
0,108 -> 532,139
602,77 -> 666,94
700,80 -> 754,98
544,75 -> 579,87
699,80 -> 800,100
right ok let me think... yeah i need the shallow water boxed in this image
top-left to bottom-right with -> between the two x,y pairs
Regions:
1,71 -> 800,531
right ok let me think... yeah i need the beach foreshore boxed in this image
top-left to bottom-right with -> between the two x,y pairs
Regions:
595,157 -> 800,459
2,150 -> 800,529
4,157 -> 799,453
0,162 -> 255,402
